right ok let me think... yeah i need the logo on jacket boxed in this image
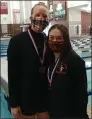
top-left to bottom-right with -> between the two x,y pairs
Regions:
56,63 -> 67,74
60,65 -> 64,71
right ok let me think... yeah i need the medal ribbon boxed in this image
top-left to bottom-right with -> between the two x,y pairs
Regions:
28,29 -> 46,65
47,57 -> 60,86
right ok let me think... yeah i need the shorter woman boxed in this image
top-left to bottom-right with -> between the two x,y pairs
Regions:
47,24 -> 89,119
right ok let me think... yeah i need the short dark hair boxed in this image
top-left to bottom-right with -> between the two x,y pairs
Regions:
31,2 -> 48,15
48,24 -> 72,60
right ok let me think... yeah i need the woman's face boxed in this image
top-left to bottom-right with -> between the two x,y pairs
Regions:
48,28 -> 64,53
30,5 -> 49,32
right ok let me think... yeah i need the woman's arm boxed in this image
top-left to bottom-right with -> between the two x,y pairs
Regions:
7,36 -> 21,108
72,60 -> 88,117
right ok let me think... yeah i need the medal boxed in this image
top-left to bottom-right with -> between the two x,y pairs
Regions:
39,66 -> 46,73
47,57 -> 60,86
28,29 -> 46,65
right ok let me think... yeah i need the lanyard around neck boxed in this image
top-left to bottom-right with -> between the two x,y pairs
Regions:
28,29 -> 46,65
47,57 -> 60,86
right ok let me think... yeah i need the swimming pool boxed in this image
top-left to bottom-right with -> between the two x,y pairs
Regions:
0,40 -> 9,57
0,88 -> 13,118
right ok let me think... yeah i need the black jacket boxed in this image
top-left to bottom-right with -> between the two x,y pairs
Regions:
48,50 -> 89,118
7,30 -> 51,115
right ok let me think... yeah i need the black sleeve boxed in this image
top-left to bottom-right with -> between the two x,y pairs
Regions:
73,60 -> 88,117
7,37 -> 21,108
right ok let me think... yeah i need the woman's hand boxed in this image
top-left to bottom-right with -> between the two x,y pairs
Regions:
11,106 -> 21,118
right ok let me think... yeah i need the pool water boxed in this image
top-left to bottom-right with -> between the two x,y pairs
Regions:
0,89 -> 13,118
